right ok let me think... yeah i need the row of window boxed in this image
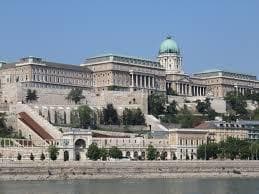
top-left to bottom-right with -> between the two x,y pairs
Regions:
32,68 -> 90,78
32,74 -> 92,86
179,139 -> 204,146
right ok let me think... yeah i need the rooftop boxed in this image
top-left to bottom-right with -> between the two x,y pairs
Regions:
83,53 -> 162,68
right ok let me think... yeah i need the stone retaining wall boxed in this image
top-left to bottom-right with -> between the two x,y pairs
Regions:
1,161 -> 259,181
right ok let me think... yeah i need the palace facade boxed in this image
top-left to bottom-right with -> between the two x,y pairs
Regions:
0,36 -> 258,105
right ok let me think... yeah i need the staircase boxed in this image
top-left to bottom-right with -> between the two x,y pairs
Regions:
19,112 -> 54,140
145,114 -> 168,131
16,103 -> 62,140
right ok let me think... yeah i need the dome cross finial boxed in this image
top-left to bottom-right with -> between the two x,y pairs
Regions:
166,35 -> 172,39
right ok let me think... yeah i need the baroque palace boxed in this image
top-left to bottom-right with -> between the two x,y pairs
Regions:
1,36 -> 259,105
0,36 -> 258,161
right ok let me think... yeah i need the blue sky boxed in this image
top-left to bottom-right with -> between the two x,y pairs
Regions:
0,1 -> 259,76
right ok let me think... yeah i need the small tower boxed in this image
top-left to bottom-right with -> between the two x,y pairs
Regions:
157,36 -> 183,74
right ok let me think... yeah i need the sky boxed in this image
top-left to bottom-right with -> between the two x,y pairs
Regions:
0,0 -> 259,76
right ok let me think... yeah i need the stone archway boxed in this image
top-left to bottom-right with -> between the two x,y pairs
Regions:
74,139 -> 86,161
133,151 -> 138,160
75,139 -> 86,149
141,151 -> 146,160
126,151 -> 131,158
64,151 -> 69,161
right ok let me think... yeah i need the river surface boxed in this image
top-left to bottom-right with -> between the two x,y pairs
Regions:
0,178 -> 258,194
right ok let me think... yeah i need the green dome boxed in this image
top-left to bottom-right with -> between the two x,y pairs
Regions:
159,36 -> 179,54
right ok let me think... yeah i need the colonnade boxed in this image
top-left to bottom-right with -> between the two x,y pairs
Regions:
167,82 -> 207,96
234,86 -> 252,95
130,72 -> 155,89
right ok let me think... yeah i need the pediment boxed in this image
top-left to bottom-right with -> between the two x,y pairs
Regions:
178,77 -> 192,83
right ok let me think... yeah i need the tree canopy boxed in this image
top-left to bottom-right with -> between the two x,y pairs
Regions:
66,88 -> 85,104
48,145 -> 59,161
109,146 -> 123,159
148,93 -> 166,117
122,108 -> 145,125
87,143 -> 100,160
196,98 -> 217,120
26,89 -> 38,103
197,137 -> 259,160
102,104 -> 119,125
147,144 -> 157,160
224,91 -> 248,120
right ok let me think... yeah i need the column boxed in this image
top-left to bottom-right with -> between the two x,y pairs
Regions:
148,76 -> 151,88
195,86 -> 198,96
177,83 -> 179,94
198,87 -> 200,96
130,73 -> 133,87
136,74 -> 139,87
153,76 -> 155,88
180,83 -> 182,95
140,75 -> 143,88
204,87 -> 206,96
144,75 -> 147,88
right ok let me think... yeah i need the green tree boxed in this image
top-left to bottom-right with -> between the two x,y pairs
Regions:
103,104 -> 119,125
87,143 -> 100,160
148,93 -> 166,117
197,143 -> 219,160
167,100 -> 178,115
122,108 -> 145,125
147,144 -> 157,160
78,105 -> 94,128
109,146 -> 123,159
30,153 -> 34,161
48,145 -> 59,161
66,88 -> 85,104
133,108 -> 145,125
177,105 -> 203,128
40,152 -> 45,161
250,141 -> 259,160
252,109 -> 259,120
99,148 -> 108,161
196,100 -> 208,115
225,91 -> 248,119
17,153 -> 22,160
162,100 -> 178,123
70,109 -> 80,128
221,137 -> 240,160
26,89 -> 38,103
196,98 -> 217,120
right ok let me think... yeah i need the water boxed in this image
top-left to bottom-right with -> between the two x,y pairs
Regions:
0,178 -> 258,194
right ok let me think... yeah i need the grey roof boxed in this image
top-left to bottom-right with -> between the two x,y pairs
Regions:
43,61 -> 92,72
85,53 -> 162,68
0,57 -> 92,72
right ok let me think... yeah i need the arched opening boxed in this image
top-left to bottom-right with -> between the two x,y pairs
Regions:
64,151 -> 69,161
172,152 -> 177,160
161,151 -> 167,160
126,151 -> 130,158
74,139 -> 86,161
75,139 -> 86,149
133,151 -> 138,160
75,151 -> 80,161
141,151 -> 145,160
